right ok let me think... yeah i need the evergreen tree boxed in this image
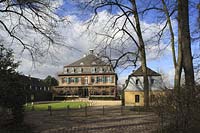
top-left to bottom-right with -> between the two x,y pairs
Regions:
44,75 -> 58,87
0,44 -> 26,124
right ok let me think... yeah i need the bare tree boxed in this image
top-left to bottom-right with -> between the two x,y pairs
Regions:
160,0 -> 183,90
142,0 -> 197,130
0,0 -> 65,60
73,0 -> 150,107
177,0 -> 195,128
178,0 -> 195,89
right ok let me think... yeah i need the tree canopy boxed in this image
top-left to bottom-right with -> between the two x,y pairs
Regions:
44,75 -> 58,87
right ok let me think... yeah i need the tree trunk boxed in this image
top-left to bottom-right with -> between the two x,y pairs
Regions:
178,0 -> 195,89
175,17 -> 183,90
178,0 -> 195,128
131,0 -> 149,108
140,47 -> 149,108
161,0 -> 183,90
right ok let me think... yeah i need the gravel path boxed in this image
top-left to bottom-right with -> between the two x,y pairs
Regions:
25,106 -> 159,133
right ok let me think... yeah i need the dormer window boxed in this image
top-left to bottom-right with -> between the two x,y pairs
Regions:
71,68 -> 75,73
91,67 -> 96,73
64,68 -> 69,73
99,67 -> 104,73
92,61 -> 96,65
136,79 -> 140,85
109,67 -> 113,72
80,62 -> 84,65
151,79 -> 154,84
78,68 -> 83,73
99,67 -> 102,73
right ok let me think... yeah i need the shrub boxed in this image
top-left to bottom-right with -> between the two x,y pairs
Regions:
153,86 -> 200,132
89,95 -> 117,100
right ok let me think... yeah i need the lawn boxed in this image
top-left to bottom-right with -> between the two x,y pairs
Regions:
25,101 -> 88,111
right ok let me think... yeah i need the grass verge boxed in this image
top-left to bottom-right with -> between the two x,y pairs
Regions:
25,101 -> 87,111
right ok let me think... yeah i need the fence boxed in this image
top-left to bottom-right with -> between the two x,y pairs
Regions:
44,105 -> 153,117
25,106 -> 161,133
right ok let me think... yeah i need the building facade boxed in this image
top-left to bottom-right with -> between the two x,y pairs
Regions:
53,50 -> 117,99
124,66 -> 166,106
19,75 -> 52,102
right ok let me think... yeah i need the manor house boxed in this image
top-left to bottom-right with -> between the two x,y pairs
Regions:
53,50 -> 117,99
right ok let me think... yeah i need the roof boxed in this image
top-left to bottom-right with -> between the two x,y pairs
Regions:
130,66 -> 161,76
65,54 -> 109,67
18,75 -> 47,87
58,72 -> 117,76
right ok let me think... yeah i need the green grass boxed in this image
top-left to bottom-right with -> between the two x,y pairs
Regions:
25,101 -> 87,111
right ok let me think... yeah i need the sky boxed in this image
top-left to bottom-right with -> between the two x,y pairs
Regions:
1,0 -> 199,87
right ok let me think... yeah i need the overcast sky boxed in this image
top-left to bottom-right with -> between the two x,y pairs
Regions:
2,0 -> 199,87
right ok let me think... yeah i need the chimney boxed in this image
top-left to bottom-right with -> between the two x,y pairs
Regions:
89,49 -> 94,54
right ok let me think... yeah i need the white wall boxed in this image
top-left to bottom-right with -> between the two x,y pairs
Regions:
126,76 -> 166,91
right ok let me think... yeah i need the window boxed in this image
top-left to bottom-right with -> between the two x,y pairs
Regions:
71,68 -> 76,73
80,62 -> 84,65
96,77 -> 99,83
136,79 -> 140,85
91,77 -> 95,83
107,77 -> 112,83
107,77 -> 110,82
85,77 -> 88,84
71,68 -> 74,73
135,95 -> 140,103
102,76 -> 107,83
62,78 -> 65,83
78,68 -> 83,73
75,77 -> 79,83
66,77 -> 70,84
71,78 -> 75,83
109,76 -> 114,83
98,77 -> 102,82
99,67 -> 105,73
91,67 -> 96,73
81,77 -> 85,84
151,79 -> 154,84
109,67 -> 113,72
64,68 -> 69,73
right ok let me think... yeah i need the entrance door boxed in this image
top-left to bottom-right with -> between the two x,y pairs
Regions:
78,87 -> 88,98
